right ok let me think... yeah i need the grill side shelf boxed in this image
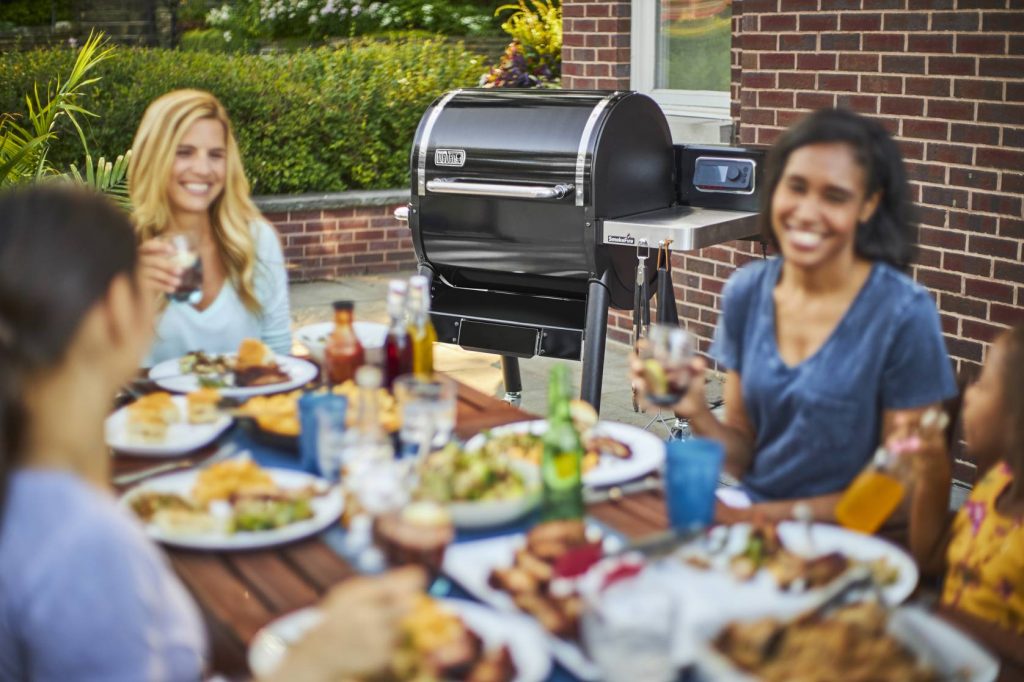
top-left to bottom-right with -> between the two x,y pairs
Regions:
600,206 -> 760,251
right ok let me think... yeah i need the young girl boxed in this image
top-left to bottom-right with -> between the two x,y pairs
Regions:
909,323 -> 1024,670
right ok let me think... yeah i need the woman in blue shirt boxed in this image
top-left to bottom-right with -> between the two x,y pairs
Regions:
641,108 -> 957,522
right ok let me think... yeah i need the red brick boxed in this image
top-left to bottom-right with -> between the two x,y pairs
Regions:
836,94 -> 880,113
903,119 -> 949,141
906,160 -> 948,183
950,167 -> 998,191
1004,129 -> 1024,149
991,304 -> 1024,328
862,0 -> 903,7
933,11 -> 982,31
795,91 -> 835,109
796,53 -> 837,71
950,211 -> 998,234
943,252 -> 992,277
798,13 -> 837,31
1002,174 -> 1024,195
838,53 -> 880,72
883,12 -> 929,31
917,205 -> 948,228
957,34 -> 1008,56
916,246 -> 942,268
972,192 -> 1023,216
860,75 -> 902,94
759,52 -> 796,69
863,34 -> 905,52
744,34 -> 778,51
761,13 -> 798,31
946,337 -> 983,364
759,91 -> 795,108
920,226 -> 965,250
970,234 -> 1019,260
958,0 -> 1009,7
917,268 -> 963,293
977,147 -> 1024,172
881,96 -> 924,116
818,73 -> 859,92
881,55 -> 925,74
287,209 -> 323,221
757,127 -> 784,145
923,185 -> 970,210
584,3 -> 611,17
981,58 -> 1024,79
963,319 -> 1006,344
743,71 -> 777,89
780,0 -> 818,9
995,260 -> 1024,285
929,57 -> 978,77
965,278 -> 1014,303
908,35 -> 954,54
940,293 -> 987,318
899,139 -> 925,161
745,108 -> 776,125
928,99 -> 977,122
777,109 -> 807,127
950,123 -> 1000,146
779,33 -> 816,51
953,79 -> 1005,102
777,72 -> 815,89
981,11 -> 1024,32
841,13 -> 881,31
926,143 -> 974,165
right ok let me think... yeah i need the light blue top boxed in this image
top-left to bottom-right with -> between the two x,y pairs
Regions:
0,469 -> 206,681
710,257 -> 957,502
144,221 -> 292,366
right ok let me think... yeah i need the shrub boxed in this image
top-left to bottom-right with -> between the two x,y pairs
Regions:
0,38 -> 484,194
480,0 -> 560,87
0,0 -> 72,27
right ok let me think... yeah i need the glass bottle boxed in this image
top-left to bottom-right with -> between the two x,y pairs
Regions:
383,279 -> 413,389
407,275 -> 437,377
337,366 -> 401,512
324,300 -> 365,386
540,364 -> 585,522
835,446 -> 907,534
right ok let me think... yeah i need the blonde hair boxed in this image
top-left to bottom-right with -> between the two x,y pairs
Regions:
129,89 -> 264,312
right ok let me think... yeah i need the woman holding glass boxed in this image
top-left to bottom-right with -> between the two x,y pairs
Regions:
635,108 -> 957,523
130,89 -> 291,366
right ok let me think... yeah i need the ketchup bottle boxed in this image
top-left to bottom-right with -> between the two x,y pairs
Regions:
324,300 -> 365,386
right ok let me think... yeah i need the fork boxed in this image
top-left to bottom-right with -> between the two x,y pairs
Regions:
113,441 -> 240,486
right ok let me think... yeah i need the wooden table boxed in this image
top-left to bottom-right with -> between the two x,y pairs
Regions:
113,381 -> 669,678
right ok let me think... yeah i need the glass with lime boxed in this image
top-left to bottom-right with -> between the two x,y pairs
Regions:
639,325 -> 694,407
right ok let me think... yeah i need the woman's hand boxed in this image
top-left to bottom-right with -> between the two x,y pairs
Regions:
263,566 -> 426,682
137,238 -> 181,295
629,346 -> 709,420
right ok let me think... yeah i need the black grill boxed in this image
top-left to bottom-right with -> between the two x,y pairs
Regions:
399,89 -> 763,411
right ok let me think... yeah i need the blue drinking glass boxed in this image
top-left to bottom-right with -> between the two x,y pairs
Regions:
298,392 -> 346,476
664,437 -> 724,531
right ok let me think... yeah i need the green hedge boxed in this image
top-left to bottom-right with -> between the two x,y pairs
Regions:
0,38 -> 484,194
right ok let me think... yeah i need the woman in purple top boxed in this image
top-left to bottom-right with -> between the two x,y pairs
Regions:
639,109 -> 956,523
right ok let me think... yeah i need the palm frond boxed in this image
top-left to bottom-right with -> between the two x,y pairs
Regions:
68,149 -> 133,209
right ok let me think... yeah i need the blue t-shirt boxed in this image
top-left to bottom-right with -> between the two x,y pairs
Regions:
0,470 -> 206,681
710,257 -> 957,502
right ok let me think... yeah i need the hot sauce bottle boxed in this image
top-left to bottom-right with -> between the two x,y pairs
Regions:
324,300 -> 365,386
383,280 -> 413,389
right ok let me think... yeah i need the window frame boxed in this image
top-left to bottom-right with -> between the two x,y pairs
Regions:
630,0 -> 732,120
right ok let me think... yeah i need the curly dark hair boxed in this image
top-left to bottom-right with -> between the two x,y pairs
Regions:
759,108 -> 917,271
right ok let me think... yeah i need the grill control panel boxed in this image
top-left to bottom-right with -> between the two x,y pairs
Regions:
693,156 -> 756,195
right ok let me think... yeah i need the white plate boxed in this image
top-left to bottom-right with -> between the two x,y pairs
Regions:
442,461 -> 541,530
464,420 -> 666,489
247,598 -> 552,682
693,605 -> 999,682
148,354 -> 318,398
105,395 -> 232,457
295,321 -> 388,365
443,533 -> 602,680
121,467 -> 343,551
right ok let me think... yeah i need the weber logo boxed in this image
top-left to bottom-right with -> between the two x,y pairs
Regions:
607,234 -> 635,245
434,149 -> 466,167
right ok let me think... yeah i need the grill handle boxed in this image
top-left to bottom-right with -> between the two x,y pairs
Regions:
426,179 -> 574,201
394,205 -> 410,222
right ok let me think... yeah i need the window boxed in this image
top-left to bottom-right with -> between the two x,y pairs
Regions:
631,0 -> 733,124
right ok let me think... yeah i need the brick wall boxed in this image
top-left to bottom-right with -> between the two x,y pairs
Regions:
261,203 -> 415,280
562,0 -> 632,89
563,1 -> 1024,384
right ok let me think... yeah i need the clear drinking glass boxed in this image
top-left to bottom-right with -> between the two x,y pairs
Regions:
393,373 -> 457,455
639,324 -> 695,407
581,572 -> 677,682
165,231 -> 203,305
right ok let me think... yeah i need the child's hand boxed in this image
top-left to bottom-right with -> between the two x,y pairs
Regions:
888,408 -> 950,483
629,341 -> 706,419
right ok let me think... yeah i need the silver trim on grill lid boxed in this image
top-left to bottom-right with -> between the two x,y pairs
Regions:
417,89 -> 463,196
574,92 -> 619,208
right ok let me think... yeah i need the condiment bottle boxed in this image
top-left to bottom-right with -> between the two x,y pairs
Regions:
540,364 -> 585,522
324,300 -> 365,386
407,275 -> 437,377
835,446 -> 906,534
382,280 -> 413,389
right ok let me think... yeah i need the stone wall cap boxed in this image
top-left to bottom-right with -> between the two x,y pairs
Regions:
254,189 -> 409,213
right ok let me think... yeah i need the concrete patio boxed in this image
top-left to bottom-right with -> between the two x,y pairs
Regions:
289,274 -> 724,438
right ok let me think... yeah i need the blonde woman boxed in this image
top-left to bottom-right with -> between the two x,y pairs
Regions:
129,89 -> 291,366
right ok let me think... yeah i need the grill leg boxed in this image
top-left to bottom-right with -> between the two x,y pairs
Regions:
501,356 -> 523,407
580,275 -> 610,413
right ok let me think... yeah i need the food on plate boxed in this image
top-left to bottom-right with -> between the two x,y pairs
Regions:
234,338 -> 292,387
192,458 -> 279,506
238,382 -> 399,438
128,459 -> 325,536
488,519 -> 594,639
374,502 -> 455,575
417,443 -> 531,504
179,350 -> 233,387
480,428 -> 632,475
713,602 -> 941,682
126,404 -> 169,443
136,391 -> 181,423
186,388 -> 221,424
236,338 -> 275,369
394,596 -> 516,682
